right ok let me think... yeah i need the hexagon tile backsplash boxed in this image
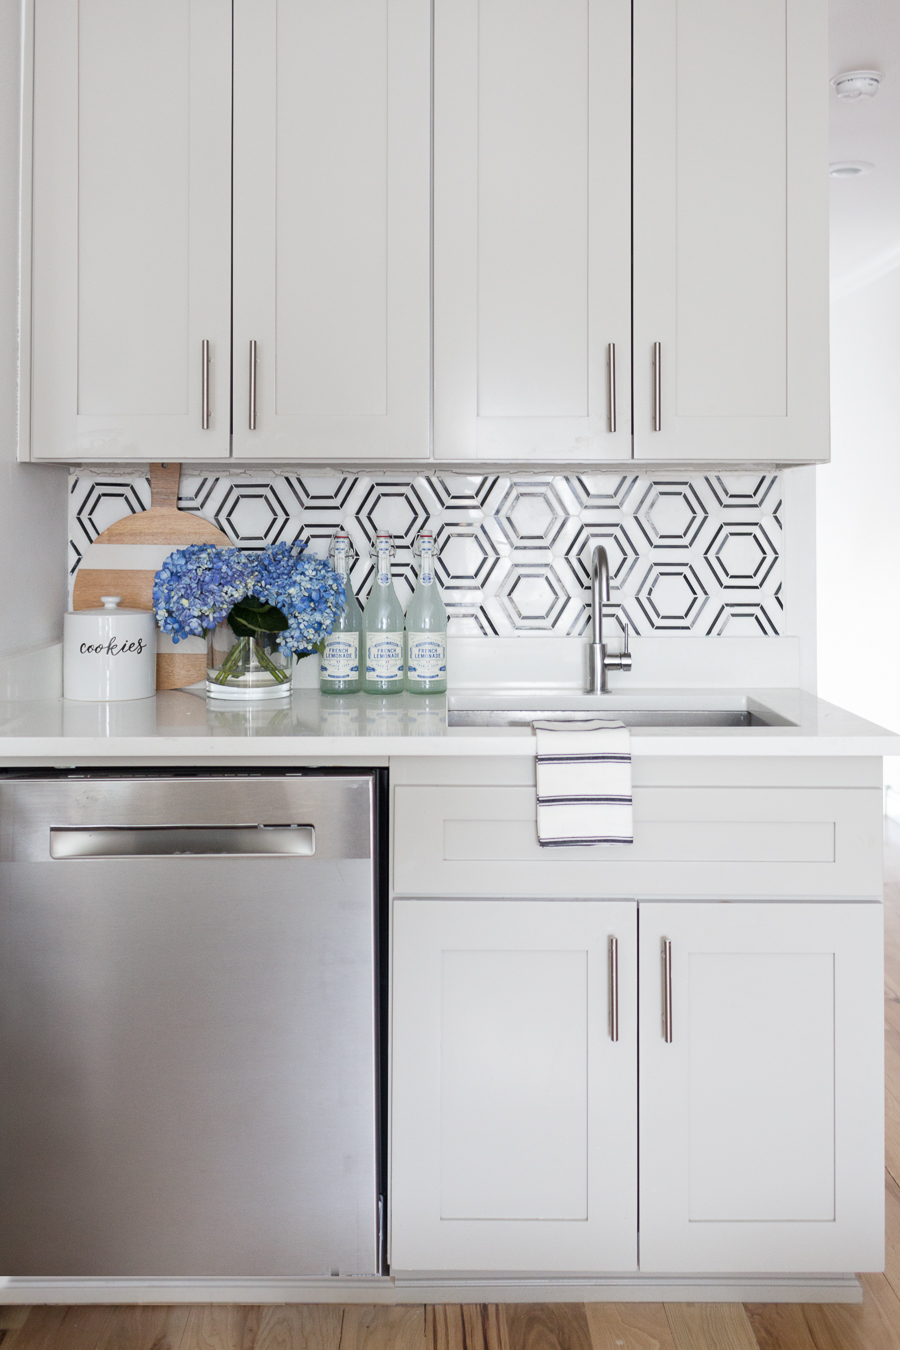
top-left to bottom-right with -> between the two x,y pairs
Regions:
69,470 -> 783,638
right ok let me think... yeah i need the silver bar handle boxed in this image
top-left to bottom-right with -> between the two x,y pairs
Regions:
608,935 -> 619,1041
653,341 -> 662,432
201,339 -> 211,429
249,339 -> 258,430
662,937 -> 673,1042
50,824 -> 315,859
607,342 -> 617,434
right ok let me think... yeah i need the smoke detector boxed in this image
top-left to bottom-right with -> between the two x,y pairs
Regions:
831,70 -> 883,100
829,161 -> 874,178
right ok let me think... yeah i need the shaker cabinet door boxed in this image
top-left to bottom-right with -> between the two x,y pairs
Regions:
433,0 -> 632,460
632,0 -> 830,461
639,901 -> 884,1273
28,0 -> 232,461
232,0 -> 431,460
390,898 -> 637,1273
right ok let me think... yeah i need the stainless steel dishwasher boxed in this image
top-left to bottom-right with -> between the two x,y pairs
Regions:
0,770 -> 386,1277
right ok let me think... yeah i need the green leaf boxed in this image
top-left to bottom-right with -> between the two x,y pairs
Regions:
228,599 -> 289,636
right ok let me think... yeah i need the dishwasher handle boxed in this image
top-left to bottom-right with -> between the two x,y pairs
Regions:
49,824 -> 316,859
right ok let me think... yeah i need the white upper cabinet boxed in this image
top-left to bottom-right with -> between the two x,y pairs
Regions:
232,0 -> 431,460
632,0 -> 830,461
24,0 -> 829,465
639,902 -> 883,1273
28,0 -> 232,461
432,0 -> 633,461
433,0 -> 829,465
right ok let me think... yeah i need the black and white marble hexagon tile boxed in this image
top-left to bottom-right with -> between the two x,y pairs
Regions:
68,469 -> 783,637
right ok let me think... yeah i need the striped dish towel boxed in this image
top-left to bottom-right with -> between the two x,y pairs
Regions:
533,719 -> 633,847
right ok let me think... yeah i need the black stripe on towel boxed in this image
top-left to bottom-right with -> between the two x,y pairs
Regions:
539,836 -> 634,847
538,794 -> 632,806
536,753 -> 631,764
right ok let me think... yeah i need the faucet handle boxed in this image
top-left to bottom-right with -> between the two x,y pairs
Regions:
619,621 -> 632,671
605,619 -> 633,674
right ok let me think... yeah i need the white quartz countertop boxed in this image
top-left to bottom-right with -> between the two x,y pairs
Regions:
0,686 -> 895,765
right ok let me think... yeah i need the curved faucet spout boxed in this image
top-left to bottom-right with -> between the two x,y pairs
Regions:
587,543 -> 631,693
591,545 -> 610,646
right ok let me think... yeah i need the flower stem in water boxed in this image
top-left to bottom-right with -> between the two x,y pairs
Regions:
213,633 -> 291,685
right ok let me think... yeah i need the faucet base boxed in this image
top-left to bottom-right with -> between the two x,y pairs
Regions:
587,642 -> 608,694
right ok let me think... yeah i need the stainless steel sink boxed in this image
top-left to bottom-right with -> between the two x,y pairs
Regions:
447,704 -> 796,729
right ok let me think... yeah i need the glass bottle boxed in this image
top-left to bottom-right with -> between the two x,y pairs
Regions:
363,533 -> 405,695
405,533 -> 448,695
320,533 -> 362,695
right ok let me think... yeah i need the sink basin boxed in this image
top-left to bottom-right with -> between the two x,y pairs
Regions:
447,696 -> 797,730
449,708 -> 788,728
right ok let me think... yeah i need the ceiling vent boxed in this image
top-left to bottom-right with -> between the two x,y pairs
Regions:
831,70 -> 883,100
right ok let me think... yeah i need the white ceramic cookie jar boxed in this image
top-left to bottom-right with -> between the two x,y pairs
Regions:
63,596 -> 157,701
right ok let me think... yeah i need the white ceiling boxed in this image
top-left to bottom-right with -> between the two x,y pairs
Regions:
830,0 -> 900,295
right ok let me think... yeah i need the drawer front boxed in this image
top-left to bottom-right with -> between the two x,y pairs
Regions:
393,784 -> 883,897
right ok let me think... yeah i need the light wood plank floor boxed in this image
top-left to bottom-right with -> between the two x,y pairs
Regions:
6,822 -> 900,1350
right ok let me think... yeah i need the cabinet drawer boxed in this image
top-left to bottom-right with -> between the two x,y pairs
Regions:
393,784 -> 882,897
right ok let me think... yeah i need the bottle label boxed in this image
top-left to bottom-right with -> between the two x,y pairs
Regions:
377,542 -> 392,585
321,631 -> 358,680
407,632 -> 447,680
419,542 -> 434,586
332,537 -> 349,580
366,632 -> 404,681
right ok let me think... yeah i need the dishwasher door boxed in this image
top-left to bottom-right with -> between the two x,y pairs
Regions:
0,773 -> 380,1278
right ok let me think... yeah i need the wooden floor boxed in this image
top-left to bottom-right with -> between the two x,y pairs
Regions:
5,823 -> 900,1350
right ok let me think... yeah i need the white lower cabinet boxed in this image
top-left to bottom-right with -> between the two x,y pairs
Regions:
391,898 -> 884,1276
390,899 -> 638,1272
639,901 -> 884,1274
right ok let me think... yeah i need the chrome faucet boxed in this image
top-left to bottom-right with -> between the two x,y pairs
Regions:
587,545 -> 632,693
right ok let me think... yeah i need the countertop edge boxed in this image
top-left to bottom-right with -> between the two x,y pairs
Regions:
0,733 -> 898,763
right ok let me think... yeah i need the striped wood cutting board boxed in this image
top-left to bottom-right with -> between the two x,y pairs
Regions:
72,463 -> 230,689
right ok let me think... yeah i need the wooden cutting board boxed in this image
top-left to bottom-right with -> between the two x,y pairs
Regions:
72,463 -> 230,690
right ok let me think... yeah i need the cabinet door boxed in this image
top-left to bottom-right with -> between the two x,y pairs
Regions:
433,0 -> 632,461
232,0 -> 430,460
632,0 -> 829,461
639,902 -> 884,1272
28,0 -> 232,461
391,899 -> 637,1272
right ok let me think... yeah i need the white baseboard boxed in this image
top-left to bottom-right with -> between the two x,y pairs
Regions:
391,1272 -> 862,1304
0,1272 -> 862,1305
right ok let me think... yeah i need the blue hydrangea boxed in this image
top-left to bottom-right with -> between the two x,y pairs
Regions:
250,541 -> 346,655
153,544 -> 250,641
153,540 -> 345,656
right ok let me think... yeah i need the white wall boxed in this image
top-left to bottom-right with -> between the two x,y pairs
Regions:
782,465 -> 818,694
0,0 -> 67,661
819,266 -> 900,775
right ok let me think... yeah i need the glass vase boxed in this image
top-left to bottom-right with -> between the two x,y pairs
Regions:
206,622 -> 293,700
